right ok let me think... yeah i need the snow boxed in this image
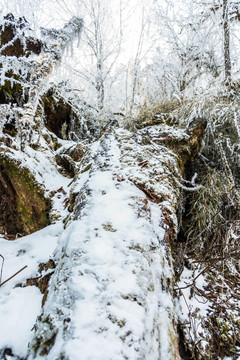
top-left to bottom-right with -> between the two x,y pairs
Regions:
0,287 -> 41,357
176,266 -> 211,324
3,109 -> 237,358
11,143 -> 71,192
0,3 -> 239,359
0,118 -> 184,359
26,132 -> 177,360
0,223 -> 61,357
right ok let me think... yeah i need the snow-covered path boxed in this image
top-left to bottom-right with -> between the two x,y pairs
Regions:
28,133 -> 178,360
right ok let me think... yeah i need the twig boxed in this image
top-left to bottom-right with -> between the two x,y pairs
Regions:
0,265 -> 27,287
0,254 -> 4,284
176,265 -> 211,290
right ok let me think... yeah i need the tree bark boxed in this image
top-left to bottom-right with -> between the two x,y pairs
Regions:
223,0 -> 231,85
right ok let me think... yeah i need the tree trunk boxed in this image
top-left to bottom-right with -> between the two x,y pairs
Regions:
223,0 -> 231,85
96,59 -> 105,110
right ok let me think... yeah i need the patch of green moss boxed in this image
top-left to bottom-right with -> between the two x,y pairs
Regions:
203,314 -> 240,359
0,13 -> 43,58
178,157 -> 185,173
0,153 -> 51,237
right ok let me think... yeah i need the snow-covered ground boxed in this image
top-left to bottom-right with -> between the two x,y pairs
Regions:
1,121 -> 239,359
0,133 -> 73,358
0,223 -> 62,358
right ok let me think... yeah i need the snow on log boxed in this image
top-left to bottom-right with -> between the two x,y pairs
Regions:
28,120 -> 205,360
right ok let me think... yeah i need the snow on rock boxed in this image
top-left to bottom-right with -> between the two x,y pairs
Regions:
28,131 -> 180,360
115,127 -> 182,223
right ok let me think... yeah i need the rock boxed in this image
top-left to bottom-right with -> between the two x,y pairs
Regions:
0,153 -> 50,238
0,13 -> 43,58
67,144 -> 85,162
43,89 -> 73,139
55,153 -> 77,178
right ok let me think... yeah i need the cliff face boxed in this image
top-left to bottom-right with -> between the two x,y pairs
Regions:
0,14 -> 240,360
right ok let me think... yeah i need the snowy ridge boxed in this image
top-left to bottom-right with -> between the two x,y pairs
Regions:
28,132 -> 178,360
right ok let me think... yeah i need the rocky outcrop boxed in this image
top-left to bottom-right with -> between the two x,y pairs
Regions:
0,13 -> 43,58
0,152 -> 50,238
0,14 -> 84,238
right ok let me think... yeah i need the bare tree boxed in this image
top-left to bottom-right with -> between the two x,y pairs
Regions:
194,0 -> 240,85
53,0 -> 125,111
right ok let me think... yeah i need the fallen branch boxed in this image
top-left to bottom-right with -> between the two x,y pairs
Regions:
0,265 -> 27,287
0,254 -> 4,283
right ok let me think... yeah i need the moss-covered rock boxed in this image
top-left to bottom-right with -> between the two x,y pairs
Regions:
135,100 -> 181,128
67,143 -> 85,162
0,72 -> 24,105
43,89 -> 73,139
0,13 -> 43,58
0,153 -> 50,238
55,153 -> 76,178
